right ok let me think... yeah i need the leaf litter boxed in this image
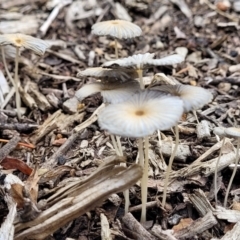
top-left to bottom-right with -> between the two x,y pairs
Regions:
1,0 -> 240,239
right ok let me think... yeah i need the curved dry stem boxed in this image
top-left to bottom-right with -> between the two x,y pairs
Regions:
214,137 -> 225,205
162,125 -> 179,207
114,38 -> 118,59
140,136 -> 149,223
224,138 -> 240,208
14,47 -> 21,119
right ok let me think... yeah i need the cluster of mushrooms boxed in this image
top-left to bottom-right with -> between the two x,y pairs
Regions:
75,19 -> 213,223
0,33 -> 50,118
1,19 -> 239,226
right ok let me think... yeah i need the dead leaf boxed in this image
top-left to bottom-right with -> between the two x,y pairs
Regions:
173,218 -> 194,232
52,138 -> 67,146
1,157 -> 33,175
9,184 -> 24,208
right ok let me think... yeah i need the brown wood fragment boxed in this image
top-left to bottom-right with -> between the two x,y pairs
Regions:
27,81 -> 51,112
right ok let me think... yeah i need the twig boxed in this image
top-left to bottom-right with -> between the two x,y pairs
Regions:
43,130 -> 83,169
39,0 -> 72,37
0,135 -> 21,162
129,201 -> 158,212
0,122 -> 38,132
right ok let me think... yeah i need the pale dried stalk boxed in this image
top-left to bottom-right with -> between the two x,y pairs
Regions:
224,138 -> 240,207
140,136 -> 149,223
214,137 -> 225,205
162,125 -> 179,207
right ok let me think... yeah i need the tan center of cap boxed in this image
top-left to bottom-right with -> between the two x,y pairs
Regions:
135,110 -> 144,116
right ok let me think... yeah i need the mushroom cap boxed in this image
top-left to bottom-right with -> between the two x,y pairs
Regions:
102,53 -> 183,70
91,19 -> 142,39
101,80 -> 140,103
77,67 -> 138,81
224,127 -> 240,138
75,82 -> 102,101
98,90 -> 184,138
0,33 -> 50,55
213,127 -> 226,137
0,45 -> 17,59
75,80 -> 140,103
150,84 -> 213,112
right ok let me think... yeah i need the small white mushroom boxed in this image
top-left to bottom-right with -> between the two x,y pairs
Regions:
91,19 -> 142,58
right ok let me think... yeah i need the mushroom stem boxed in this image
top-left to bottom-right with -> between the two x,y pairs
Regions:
157,130 -> 165,162
138,138 -> 144,167
116,135 -> 123,156
1,47 -> 15,89
224,138 -> 240,207
162,124 -> 179,207
116,135 -> 130,214
192,110 -> 200,124
110,134 -> 120,156
114,38 -> 118,59
140,136 -> 149,223
214,137 -> 225,205
137,69 -> 144,90
14,47 -> 21,119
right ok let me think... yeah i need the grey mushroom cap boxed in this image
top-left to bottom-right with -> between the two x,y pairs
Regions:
91,19 -> 142,39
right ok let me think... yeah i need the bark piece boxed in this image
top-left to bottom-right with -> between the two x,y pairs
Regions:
160,141 -> 191,162
196,120 -> 211,140
14,161 -> 143,240
122,213 -> 156,240
173,211 -> 217,239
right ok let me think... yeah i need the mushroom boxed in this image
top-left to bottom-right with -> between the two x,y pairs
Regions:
102,53 -> 184,89
0,33 -> 50,118
75,80 -> 141,104
91,19 -> 142,58
223,127 -> 240,207
213,126 -> 227,205
98,90 -> 184,222
151,84 -> 213,206
76,79 -> 141,212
